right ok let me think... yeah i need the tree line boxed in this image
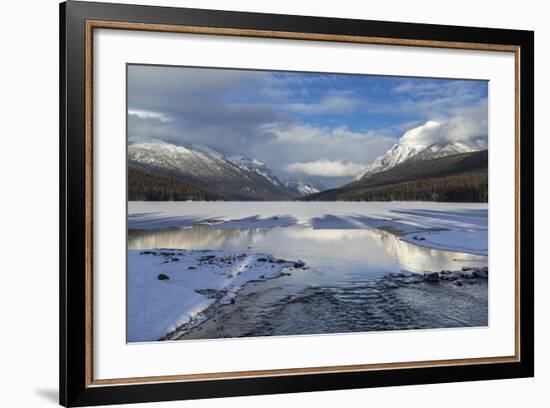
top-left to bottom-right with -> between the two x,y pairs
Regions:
128,167 -> 223,201
337,171 -> 488,202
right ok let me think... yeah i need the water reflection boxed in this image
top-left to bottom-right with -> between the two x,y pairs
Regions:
129,224 -> 488,338
128,226 -> 269,250
128,224 -> 487,278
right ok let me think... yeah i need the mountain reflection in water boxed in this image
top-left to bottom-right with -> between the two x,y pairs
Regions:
128,224 -> 486,278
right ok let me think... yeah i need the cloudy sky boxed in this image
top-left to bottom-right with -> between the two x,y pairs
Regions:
127,64 -> 488,187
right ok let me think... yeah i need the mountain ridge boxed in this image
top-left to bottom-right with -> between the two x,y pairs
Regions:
354,121 -> 480,180
304,150 -> 488,202
128,142 -> 295,201
284,178 -> 326,196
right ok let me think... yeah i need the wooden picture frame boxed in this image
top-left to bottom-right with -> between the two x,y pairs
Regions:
60,1 -> 534,406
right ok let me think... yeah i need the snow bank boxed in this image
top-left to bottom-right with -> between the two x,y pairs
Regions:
128,249 -> 295,342
401,230 -> 488,256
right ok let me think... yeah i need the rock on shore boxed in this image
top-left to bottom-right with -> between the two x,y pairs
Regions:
379,266 -> 488,289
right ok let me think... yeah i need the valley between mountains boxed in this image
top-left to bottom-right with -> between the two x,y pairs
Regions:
128,138 -> 487,202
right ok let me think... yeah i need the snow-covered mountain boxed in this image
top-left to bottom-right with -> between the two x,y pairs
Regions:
128,142 -> 294,200
228,156 -> 284,187
306,150 -> 488,202
354,121 -> 479,180
284,178 -> 326,196
408,141 -> 477,162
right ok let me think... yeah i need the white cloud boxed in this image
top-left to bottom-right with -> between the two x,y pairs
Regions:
286,160 -> 367,177
399,101 -> 488,148
253,123 -> 396,178
393,81 -> 444,95
128,109 -> 171,123
263,123 -> 367,144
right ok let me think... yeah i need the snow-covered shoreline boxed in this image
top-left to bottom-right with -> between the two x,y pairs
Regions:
128,249 -> 298,342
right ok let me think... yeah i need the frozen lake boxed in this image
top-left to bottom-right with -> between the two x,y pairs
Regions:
127,201 -> 488,341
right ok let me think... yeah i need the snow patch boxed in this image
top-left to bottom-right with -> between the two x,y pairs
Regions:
128,249 -> 295,342
401,230 -> 488,256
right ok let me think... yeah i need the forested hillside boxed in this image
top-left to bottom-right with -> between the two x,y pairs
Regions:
304,150 -> 488,202
128,167 -> 223,201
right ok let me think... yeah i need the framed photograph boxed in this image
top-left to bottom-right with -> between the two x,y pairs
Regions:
60,1 -> 534,406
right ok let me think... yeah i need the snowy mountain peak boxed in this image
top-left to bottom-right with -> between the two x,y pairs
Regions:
228,155 -> 284,187
129,141 -> 224,163
401,120 -> 441,144
354,121 -> 479,180
128,141 -> 293,200
284,178 -> 326,196
229,155 -> 264,167
412,141 -> 476,162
